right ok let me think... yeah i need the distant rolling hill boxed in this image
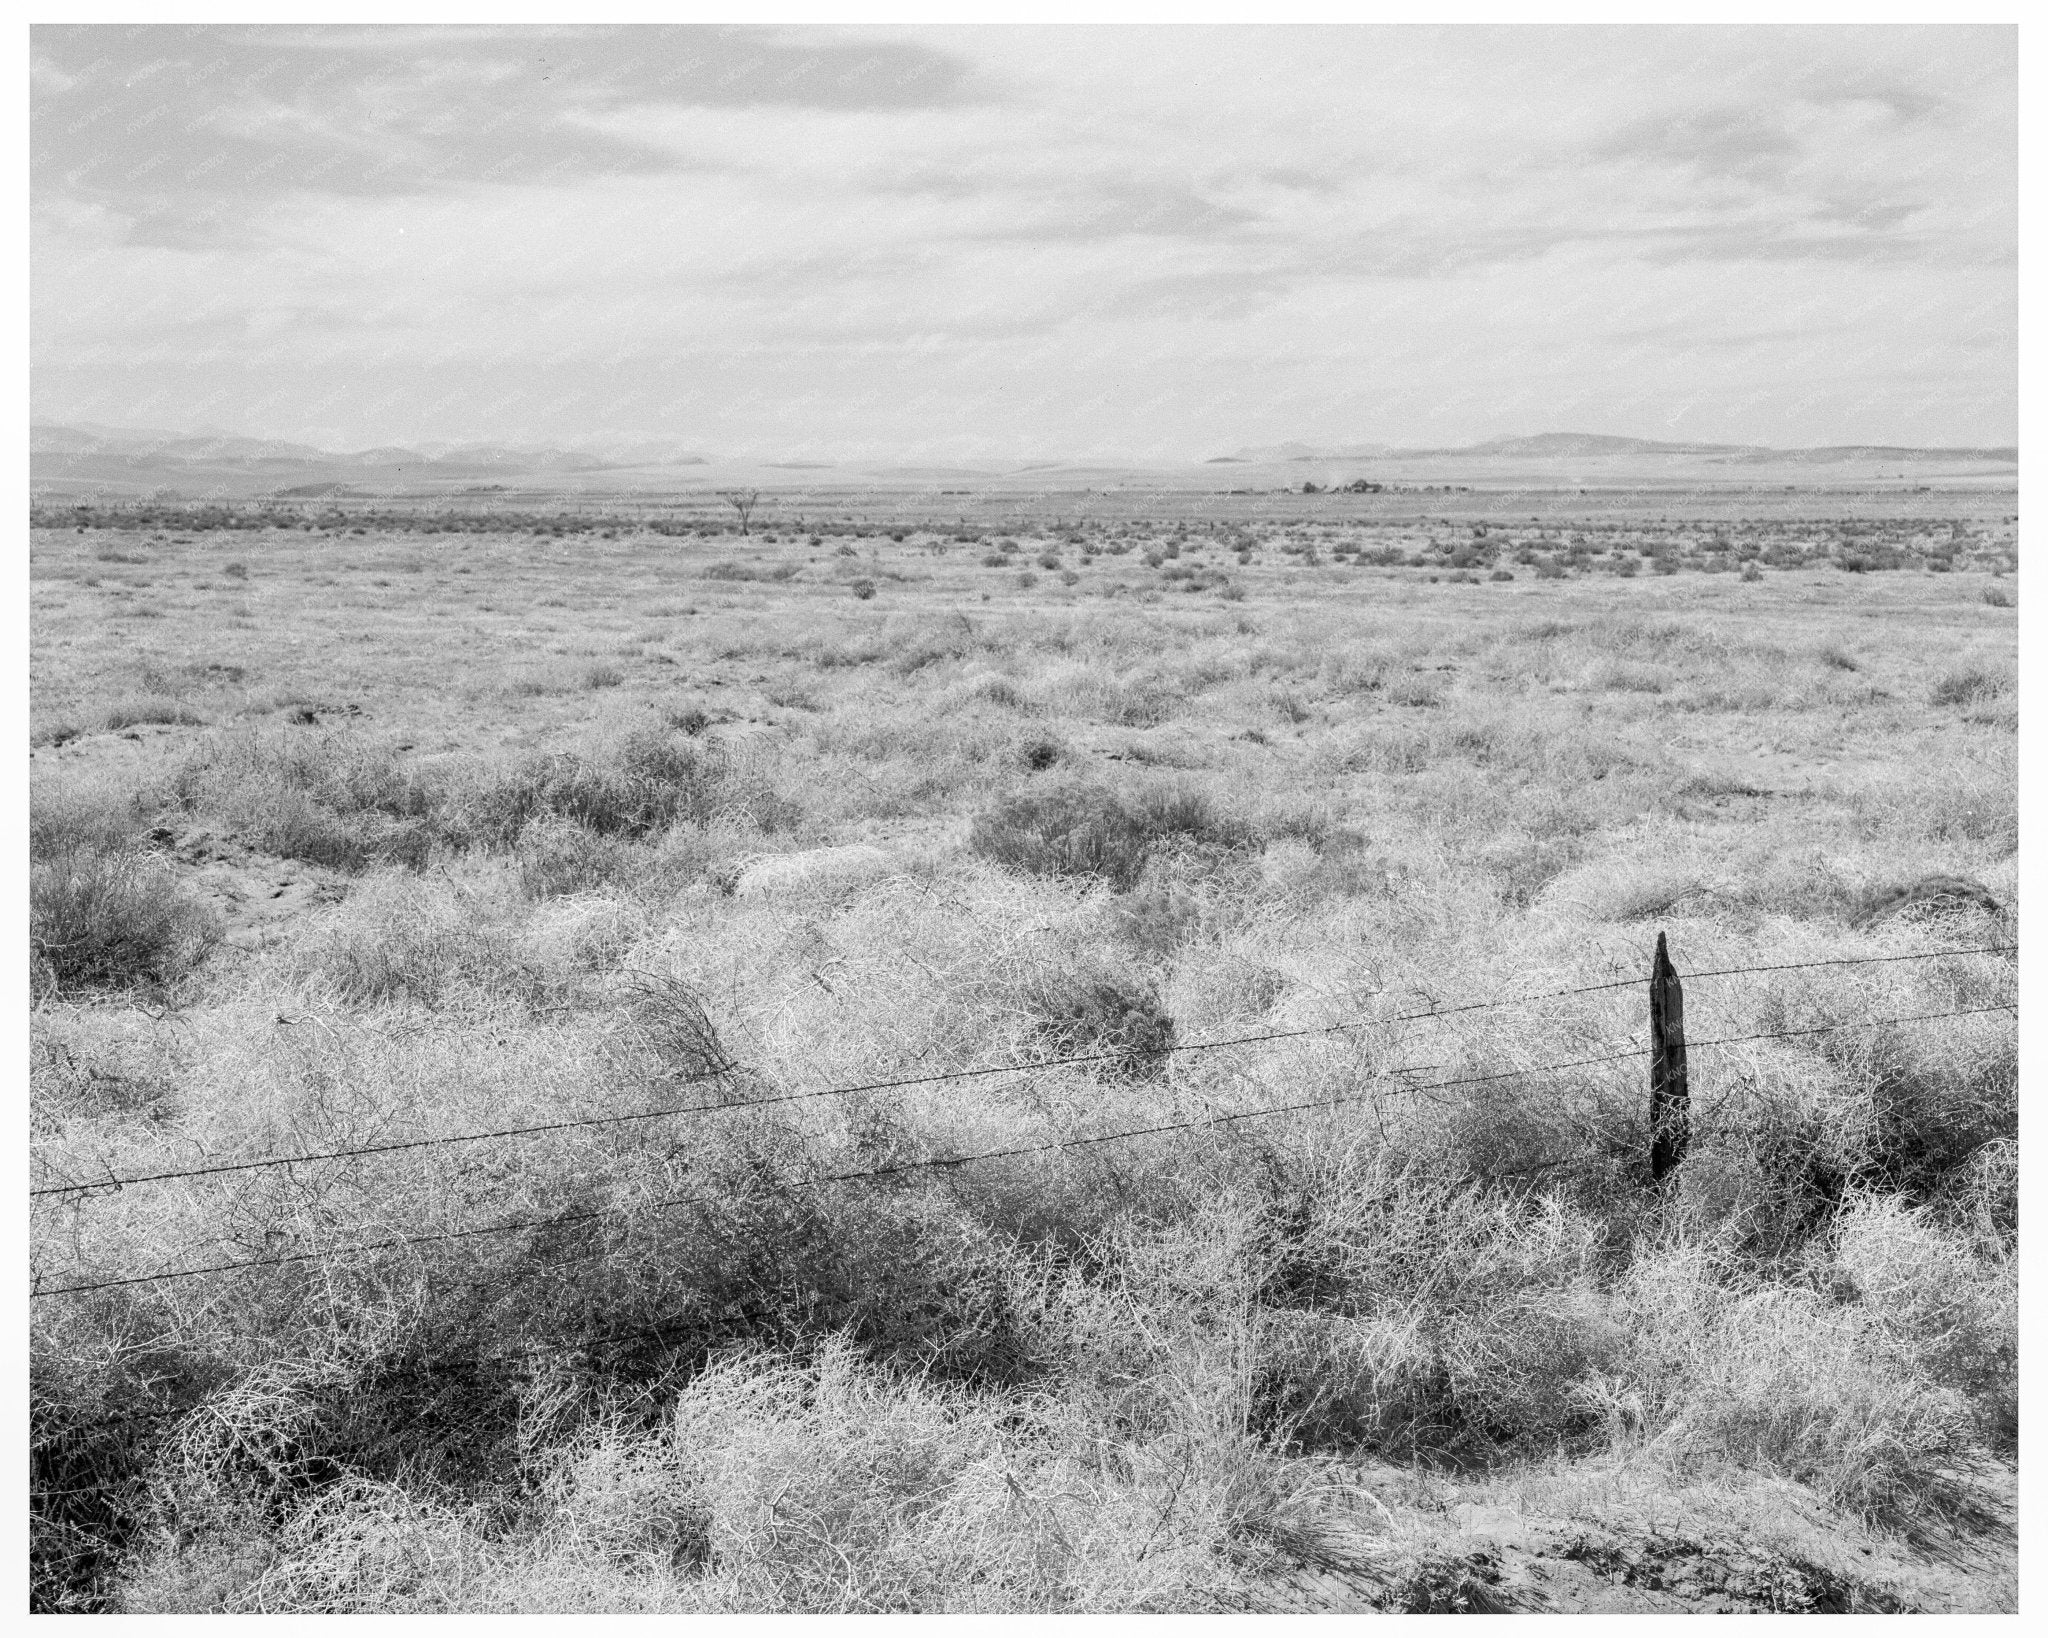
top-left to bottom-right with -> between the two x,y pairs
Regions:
1226,440 -> 1395,462
28,423 -> 711,497
1463,433 -> 1762,458
28,420 -> 2015,501
1221,431 -> 2015,464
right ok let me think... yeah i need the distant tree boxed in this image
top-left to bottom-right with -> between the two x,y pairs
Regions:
1301,481 -> 1322,494
719,489 -> 762,535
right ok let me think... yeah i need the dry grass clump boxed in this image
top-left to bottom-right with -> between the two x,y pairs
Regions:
33,696 -> 211,747
459,728 -> 799,846
617,973 -> 739,1086
111,1333 -> 1344,1614
1121,1165 -> 1629,1467
1597,1187 -> 2015,1515
516,813 -> 636,899
1140,1148 -> 2011,1521
30,773 -> 151,857
1254,837 -> 1393,908
1928,662 -> 2011,708
30,787 -> 220,998
290,866 -> 664,1012
1019,959 -> 1176,1079
1483,836 -> 1582,909
970,779 -> 1249,891
31,718 -> 86,748
1100,878 -> 1214,961
30,845 -> 220,999
172,728 -> 450,871
50,1168 -> 1050,1576
944,670 -> 1041,714
1849,874 -> 2002,930
1852,1027 -> 2016,1202
293,873 -> 524,1006
1827,1194 -> 2017,1448
1607,1242 -> 1984,1518
1017,733 -> 1064,772
100,696 -> 210,732
162,724 -> 801,886
1038,664 -> 1181,727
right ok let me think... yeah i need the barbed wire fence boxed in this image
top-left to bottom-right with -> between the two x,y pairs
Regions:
29,938 -> 2016,1461
30,941 -> 2014,1208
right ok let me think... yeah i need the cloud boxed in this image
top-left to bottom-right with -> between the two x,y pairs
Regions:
1637,224 -> 1985,268
1594,107 -> 1802,184
30,23 -> 982,210
30,24 -> 2016,455
964,182 -> 1264,246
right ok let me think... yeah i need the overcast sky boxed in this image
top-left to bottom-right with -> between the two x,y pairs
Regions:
31,24 -> 2016,461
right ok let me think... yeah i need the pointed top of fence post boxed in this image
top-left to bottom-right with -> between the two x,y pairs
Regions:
1654,929 -> 1670,976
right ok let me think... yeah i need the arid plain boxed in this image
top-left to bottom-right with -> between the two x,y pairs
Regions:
30,486 -> 2017,1611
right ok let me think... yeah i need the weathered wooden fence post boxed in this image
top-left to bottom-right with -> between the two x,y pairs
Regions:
1650,930 -> 1690,1182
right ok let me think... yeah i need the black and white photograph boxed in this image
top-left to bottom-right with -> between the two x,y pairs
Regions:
28,20 -> 2018,1613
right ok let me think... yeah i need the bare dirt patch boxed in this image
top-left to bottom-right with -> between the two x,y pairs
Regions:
144,823 -> 348,950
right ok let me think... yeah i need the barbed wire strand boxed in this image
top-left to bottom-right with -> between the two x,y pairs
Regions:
32,1045 -> 1653,1299
30,942 -> 2015,1200
28,978 -> 1659,1199
1683,944 -> 2015,981
1688,1003 -> 2013,1051
32,998 -> 2011,1301
28,998 -> 2012,1456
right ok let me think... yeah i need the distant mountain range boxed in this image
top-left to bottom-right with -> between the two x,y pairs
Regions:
28,421 -> 2016,499
1215,441 -> 1395,462
30,422 -> 710,478
1219,432 -> 2017,463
